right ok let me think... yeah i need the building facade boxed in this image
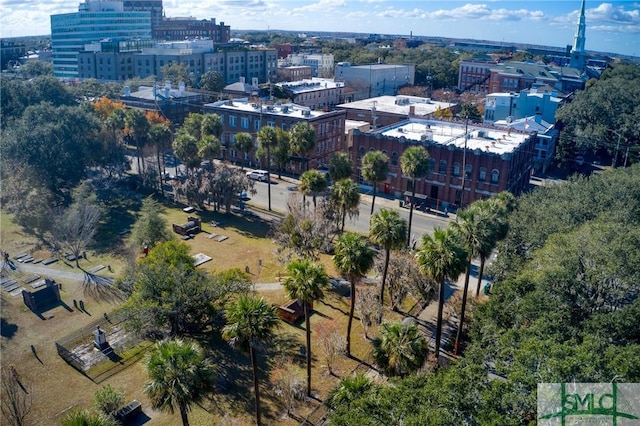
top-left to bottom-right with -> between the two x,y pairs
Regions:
153,17 -> 230,43
349,118 -> 536,210
276,78 -> 345,110
122,0 -> 163,29
286,53 -> 334,78
120,82 -> 205,124
335,63 -> 415,100
51,0 -> 152,79
457,59 -> 495,93
337,95 -> 456,129
276,66 -> 312,82
484,85 -> 563,125
78,39 -> 155,81
203,99 -> 346,171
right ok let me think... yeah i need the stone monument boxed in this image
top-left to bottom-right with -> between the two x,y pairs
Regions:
94,326 -> 109,350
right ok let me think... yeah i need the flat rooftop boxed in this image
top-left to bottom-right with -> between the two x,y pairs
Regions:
277,78 -> 343,94
338,95 -> 456,117
204,98 -> 337,119
378,119 -> 531,155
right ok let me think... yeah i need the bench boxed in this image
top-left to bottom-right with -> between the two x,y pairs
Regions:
43,258 -> 58,265
115,400 -> 142,422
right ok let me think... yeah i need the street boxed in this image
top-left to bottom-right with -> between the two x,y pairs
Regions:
246,178 -> 453,239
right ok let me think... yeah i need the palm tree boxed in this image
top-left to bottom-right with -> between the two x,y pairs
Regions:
258,127 -> 278,211
330,179 -> 361,233
372,320 -> 428,377
234,132 -> 254,170
223,296 -> 279,425
148,123 -> 172,196
143,339 -> 215,426
333,232 -> 375,357
299,170 -> 328,210
361,150 -> 390,214
474,192 -> 516,297
369,208 -> 407,305
400,146 -> 431,246
197,134 -> 222,166
328,152 -> 353,182
60,409 -> 119,426
283,259 -> 329,397
326,372 -> 372,409
415,228 -> 466,361
125,108 -> 150,174
289,122 -> 316,173
450,204 -> 493,355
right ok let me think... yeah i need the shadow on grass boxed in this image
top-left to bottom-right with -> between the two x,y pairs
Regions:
91,192 -> 143,255
0,317 -> 18,338
82,272 -> 125,304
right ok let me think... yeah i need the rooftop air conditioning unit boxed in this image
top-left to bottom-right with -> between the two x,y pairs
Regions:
302,109 -> 311,116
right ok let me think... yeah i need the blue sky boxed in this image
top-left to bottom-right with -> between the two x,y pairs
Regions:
0,1 -> 638,56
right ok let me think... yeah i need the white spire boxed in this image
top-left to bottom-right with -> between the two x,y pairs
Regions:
572,0 -> 586,53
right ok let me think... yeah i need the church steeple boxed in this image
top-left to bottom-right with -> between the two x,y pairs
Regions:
570,0 -> 587,69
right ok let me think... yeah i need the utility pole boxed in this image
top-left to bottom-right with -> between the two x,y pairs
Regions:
610,129 -> 623,168
459,117 -> 469,208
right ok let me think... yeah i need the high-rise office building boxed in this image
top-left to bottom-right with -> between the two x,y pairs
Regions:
51,0 -> 152,79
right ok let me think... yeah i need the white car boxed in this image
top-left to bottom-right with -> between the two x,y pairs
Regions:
246,169 -> 269,182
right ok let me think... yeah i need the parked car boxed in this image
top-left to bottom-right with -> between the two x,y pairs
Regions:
246,169 -> 269,182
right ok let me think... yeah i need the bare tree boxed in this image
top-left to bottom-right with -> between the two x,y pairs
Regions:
383,250 -> 436,311
270,357 -> 306,417
1,368 -> 32,426
355,286 -> 383,340
272,194 -> 338,263
316,320 -> 345,376
51,201 -> 101,267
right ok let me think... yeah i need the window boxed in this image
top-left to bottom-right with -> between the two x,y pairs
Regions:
358,146 -> 365,161
391,152 -> 398,166
439,159 -> 447,174
229,116 -> 237,127
254,120 -> 260,131
479,167 -> 487,181
281,123 -> 287,131
429,158 -> 436,173
453,162 -> 461,176
491,169 -> 499,184
465,164 -> 472,179
240,117 -> 249,129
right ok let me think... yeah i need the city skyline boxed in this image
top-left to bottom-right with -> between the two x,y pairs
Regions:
0,1 -> 638,57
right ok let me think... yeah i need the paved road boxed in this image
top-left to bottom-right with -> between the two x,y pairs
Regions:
248,177 -> 453,238
8,260 -> 284,292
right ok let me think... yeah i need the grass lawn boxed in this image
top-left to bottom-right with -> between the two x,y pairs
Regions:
1,198 -> 414,425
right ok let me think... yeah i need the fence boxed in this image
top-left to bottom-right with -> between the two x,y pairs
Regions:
54,312 -> 151,383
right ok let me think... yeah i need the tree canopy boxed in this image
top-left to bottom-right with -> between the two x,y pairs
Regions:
327,164 -> 640,425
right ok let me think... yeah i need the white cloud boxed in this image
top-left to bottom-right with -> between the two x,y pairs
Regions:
291,0 -> 347,13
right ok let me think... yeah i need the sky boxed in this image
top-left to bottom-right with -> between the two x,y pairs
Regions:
0,0 -> 638,56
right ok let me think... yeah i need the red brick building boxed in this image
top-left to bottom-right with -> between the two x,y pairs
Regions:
204,99 -> 346,172
349,118 -> 536,211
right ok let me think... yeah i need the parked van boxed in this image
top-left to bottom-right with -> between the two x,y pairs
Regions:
246,169 -> 269,182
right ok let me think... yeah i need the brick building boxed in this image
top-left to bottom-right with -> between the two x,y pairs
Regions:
349,118 -> 536,211
153,17 -> 230,43
203,99 -> 346,172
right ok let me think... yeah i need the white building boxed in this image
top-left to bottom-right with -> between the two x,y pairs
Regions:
334,62 -> 415,100
276,78 -> 345,110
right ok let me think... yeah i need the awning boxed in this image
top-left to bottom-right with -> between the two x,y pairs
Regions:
403,191 -> 428,200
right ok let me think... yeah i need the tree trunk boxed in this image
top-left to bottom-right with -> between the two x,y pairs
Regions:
156,146 -> 165,198
370,184 -> 377,215
454,261 -> 472,355
475,256 -> 486,298
407,184 -> 416,247
434,278 -> 445,361
304,302 -> 312,397
379,249 -> 390,304
266,150 -> 272,211
250,346 -> 262,425
179,403 -> 190,426
346,280 -> 356,357
341,210 -> 346,233
312,195 -> 317,210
